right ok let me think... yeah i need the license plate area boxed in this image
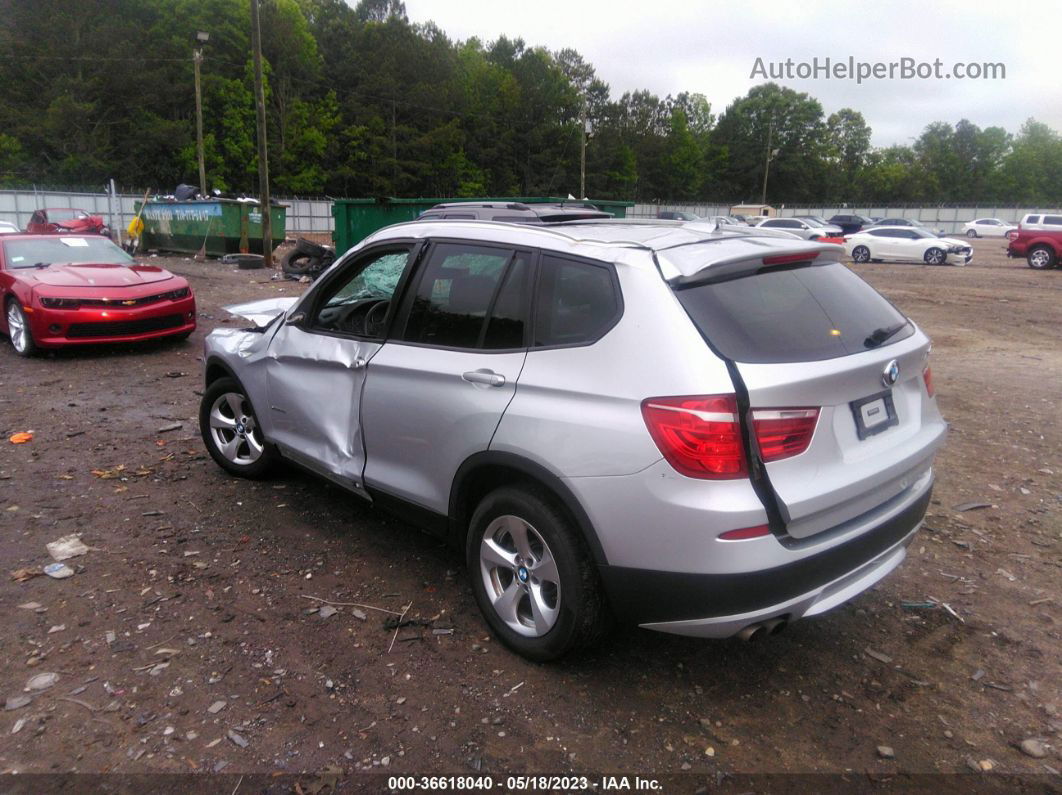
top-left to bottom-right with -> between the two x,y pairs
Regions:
850,389 -> 898,440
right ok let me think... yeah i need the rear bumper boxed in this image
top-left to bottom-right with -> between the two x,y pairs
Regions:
598,478 -> 932,635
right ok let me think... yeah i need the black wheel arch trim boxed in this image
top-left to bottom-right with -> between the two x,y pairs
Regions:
448,451 -> 609,565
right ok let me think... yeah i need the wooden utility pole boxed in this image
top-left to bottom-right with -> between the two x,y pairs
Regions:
760,115 -> 775,206
250,0 -> 272,266
193,46 -> 207,197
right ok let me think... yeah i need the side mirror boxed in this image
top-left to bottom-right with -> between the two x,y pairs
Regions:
286,311 -> 306,326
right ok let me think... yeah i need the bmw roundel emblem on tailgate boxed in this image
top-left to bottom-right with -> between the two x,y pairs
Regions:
882,359 -> 900,388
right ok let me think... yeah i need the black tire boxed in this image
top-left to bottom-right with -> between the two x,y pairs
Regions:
199,377 -> 277,479
966,229 -> 978,238
924,247 -> 946,266
5,298 -> 36,357
281,248 -> 316,276
851,245 -> 871,263
1027,245 -> 1057,270
466,485 -> 609,661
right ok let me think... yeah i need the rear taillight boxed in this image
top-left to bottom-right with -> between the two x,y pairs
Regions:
641,395 -> 747,479
923,365 -> 935,397
751,409 -> 819,462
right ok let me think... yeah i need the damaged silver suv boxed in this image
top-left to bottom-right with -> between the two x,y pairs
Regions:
200,220 -> 947,661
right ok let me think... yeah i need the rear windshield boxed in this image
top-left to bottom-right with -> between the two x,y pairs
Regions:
674,262 -> 913,363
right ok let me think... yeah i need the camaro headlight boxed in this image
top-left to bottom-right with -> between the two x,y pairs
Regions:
39,296 -> 81,309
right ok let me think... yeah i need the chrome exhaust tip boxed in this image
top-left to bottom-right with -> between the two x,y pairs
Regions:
737,622 -> 768,642
764,618 -> 788,636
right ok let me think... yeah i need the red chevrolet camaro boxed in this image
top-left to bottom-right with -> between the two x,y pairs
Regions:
0,234 -> 196,356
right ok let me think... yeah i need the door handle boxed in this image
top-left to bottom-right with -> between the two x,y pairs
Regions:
462,369 -> 506,387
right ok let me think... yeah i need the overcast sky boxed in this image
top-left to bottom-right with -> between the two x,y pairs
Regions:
403,0 -> 1061,147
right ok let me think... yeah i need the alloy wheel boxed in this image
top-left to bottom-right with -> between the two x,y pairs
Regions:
6,303 -> 27,353
208,392 -> 264,466
479,515 -> 561,638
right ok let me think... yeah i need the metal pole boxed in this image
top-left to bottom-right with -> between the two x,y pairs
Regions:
579,98 -> 587,200
250,0 -> 272,267
760,117 -> 774,206
194,47 -> 207,197
109,178 -> 119,243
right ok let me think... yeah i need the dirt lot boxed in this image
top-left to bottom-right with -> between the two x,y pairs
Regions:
0,238 -> 1059,787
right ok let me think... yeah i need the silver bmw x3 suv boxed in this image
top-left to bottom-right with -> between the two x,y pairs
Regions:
200,220 -> 947,661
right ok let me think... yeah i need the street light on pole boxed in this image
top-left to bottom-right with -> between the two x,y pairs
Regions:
760,114 -> 778,206
193,30 -> 210,198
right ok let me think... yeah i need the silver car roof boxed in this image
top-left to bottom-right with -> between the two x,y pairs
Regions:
363,219 -> 844,281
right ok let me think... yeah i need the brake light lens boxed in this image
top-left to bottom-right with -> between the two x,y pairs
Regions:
923,365 -> 935,397
752,409 -> 819,462
641,395 -> 747,479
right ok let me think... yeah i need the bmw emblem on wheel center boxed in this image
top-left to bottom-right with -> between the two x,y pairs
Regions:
517,566 -> 529,583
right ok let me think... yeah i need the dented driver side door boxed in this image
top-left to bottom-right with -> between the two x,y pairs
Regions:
263,243 -> 418,493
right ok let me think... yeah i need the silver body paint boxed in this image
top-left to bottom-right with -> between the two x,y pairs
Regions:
203,220 -> 947,638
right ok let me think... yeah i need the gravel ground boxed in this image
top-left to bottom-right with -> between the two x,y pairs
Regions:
0,237 -> 1058,787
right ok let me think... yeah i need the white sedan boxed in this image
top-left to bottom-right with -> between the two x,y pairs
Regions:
0,221 -> 20,235
962,218 -> 1016,238
845,227 -> 972,266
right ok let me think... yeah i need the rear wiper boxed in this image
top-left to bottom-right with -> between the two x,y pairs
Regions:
864,321 -> 909,349
32,262 -> 52,269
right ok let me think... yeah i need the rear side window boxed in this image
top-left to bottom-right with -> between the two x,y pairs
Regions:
400,243 -> 528,349
675,262 -> 912,363
1044,215 -> 1062,225
533,255 -> 619,347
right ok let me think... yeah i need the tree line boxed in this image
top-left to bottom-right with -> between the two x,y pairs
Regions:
0,0 -> 1059,205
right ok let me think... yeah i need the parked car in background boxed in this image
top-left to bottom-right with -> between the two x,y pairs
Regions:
657,210 -> 701,221
26,208 -> 109,237
417,202 -> 611,224
756,217 -> 837,240
730,214 -> 750,225
828,214 -> 875,235
865,218 -> 945,236
1007,225 -> 1062,270
0,221 -> 20,235
961,218 -> 1017,238
794,216 -> 845,236
200,219 -> 945,660
0,234 -> 196,356
1017,213 -> 1062,232
845,228 -> 972,266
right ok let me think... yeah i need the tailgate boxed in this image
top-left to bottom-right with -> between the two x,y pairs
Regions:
737,332 -> 946,538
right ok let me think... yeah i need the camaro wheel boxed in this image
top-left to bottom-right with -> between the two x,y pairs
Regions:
467,485 -> 608,661
851,245 -> 871,263
967,229 -> 978,238
5,300 -> 35,357
924,247 -> 946,265
1027,246 -> 1056,270
199,377 -> 276,478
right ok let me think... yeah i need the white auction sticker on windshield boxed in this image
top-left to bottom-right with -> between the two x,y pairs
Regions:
60,237 -> 90,247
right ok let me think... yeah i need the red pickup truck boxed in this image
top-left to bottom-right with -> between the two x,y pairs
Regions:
1008,227 -> 1062,270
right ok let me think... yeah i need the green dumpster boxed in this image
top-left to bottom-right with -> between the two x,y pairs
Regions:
138,199 -> 286,257
332,197 -> 634,254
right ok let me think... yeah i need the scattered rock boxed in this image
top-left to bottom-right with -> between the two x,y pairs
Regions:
25,673 -> 59,692
318,605 -> 338,619
207,700 -> 227,714
5,695 -> 32,711
865,648 -> 893,664
1019,739 -> 1046,759
877,745 -> 895,759
157,423 -> 183,433
953,501 -> 994,513
227,729 -> 248,748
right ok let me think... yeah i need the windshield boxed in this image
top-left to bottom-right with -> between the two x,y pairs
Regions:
3,236 -> 133,269
48,209 -> 90,221
800,218 -> 826,227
